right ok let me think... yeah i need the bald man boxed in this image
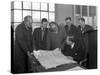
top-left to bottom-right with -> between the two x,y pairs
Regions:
14,16 -> 34,73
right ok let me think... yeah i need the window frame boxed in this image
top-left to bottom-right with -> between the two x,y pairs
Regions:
11,1 -> 55,31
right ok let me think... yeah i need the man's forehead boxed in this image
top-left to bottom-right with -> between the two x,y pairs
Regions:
79,20 -> 83,22
66,19 -> 71,21
42,21 -> 48,23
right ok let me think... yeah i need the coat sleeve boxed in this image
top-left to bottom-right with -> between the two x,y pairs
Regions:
87,25 -> 94,31
33,29 -> 38,50
61,27 -> 67,50
15,28 -> 29,55
46,33 -> 51,50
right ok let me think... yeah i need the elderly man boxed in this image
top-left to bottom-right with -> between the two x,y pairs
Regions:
14,16 -> 34,73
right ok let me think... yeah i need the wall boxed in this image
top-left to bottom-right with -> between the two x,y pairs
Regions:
55,4 -> 74,25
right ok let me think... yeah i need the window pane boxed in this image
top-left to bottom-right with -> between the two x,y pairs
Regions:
83,16 -> 89,25
76,5 -> 80,14
32,11 -> 40,22
14,10 -> 22,22
94,16 -> 97,28
41,3 -> 48,11
49,13 -> 55,22
32,2 -> 40,10
82,6 -> 87,16
89,6 -> 96,16
49,3 -> 55,11
88,17 -> 93,26
13,1 -> 22,9
11,2 -> 14,9
83,17 -> 93,26
75,16 -> 80,26
41,12 -> 48,20
23,10 -> 31,21
23,2 -> 31,9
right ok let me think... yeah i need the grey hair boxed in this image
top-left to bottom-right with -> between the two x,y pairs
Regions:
24,15 -> 32,22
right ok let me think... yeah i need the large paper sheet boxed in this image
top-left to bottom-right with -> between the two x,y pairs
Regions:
34,48 -> 76,69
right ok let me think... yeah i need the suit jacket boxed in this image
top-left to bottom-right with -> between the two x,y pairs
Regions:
46,26 -> 66,50
14,22 -> 34,73
64,24 -> 79,42
77,25 -> 94,56
62,40 -> 85,62
78,25 -> 93,34
33,27 -> 48,50
62,24 -> 86,62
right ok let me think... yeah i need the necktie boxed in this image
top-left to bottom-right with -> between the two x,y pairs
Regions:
42,29 -> 45,40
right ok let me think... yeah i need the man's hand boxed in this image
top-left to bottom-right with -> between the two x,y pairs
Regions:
27,51 -> 37,64
67,56 -> 73,60
66,36 -> 74,46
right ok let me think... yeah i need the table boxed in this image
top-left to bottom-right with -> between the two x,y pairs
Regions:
30,49 -> 85,72
30,61 -> 85,73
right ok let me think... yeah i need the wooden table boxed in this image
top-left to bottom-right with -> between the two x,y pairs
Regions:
30,62 -> 84,73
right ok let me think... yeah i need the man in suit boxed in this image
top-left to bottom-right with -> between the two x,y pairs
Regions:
33,18 -> 48,50
46,22 -> 66,50
77,17 -> 94,66
78,18 -> 93,57
14,16 -> 34,73
62,17 -> 77,57
64,17 -> 78,41
62,17 -> 85,62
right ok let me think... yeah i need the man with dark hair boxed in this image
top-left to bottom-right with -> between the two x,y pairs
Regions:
78,17 -> 93,53
65,17 -> 71,21
41,18 -> 48,23
33,18 -> 48,50
61,17 -> 85,62
77,17 -> 94,67
62,17 -> 76,58
14,15 -> 34,73
64,17 -> 77,35
78,17 -> 93,33
78,18 -> 85,22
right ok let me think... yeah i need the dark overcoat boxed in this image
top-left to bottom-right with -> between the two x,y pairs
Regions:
14,22 -> 33,73
77,25 -> 94,57
62,24 -> 86,62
